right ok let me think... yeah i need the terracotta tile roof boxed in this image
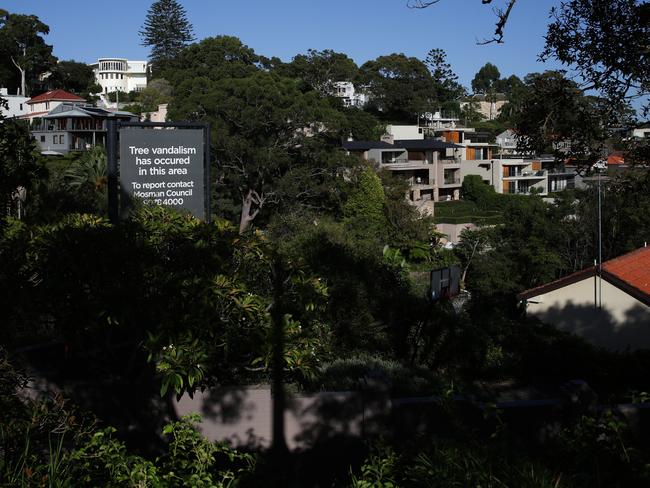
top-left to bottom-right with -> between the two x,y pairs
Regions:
607,151 -> 625,165
519,246 -> 650,306
602,246 -> 650,302
27,90 -> 85,104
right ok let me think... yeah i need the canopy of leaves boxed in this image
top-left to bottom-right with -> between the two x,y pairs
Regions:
0,9 -> 55,96
279,48 -> 359,94
47,60 -> 96,96
471,62 -> 501,94
358,53 -> 436,123
139,0 -> 195,71
169,65 -> 350,229
542,0 -> 650,118
162,35 -> 260,85
510,71 -> 605,162
0,97 -> 43,218
424,48 -> 466,104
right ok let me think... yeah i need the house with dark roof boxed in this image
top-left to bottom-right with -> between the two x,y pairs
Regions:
30,102 -> 137,155
519,246 -> 650,351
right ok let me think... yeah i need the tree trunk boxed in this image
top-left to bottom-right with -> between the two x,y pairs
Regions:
238,189 -> 261,234
10,49 -> 27,97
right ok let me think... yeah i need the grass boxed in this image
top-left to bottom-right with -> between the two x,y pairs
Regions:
433,200 -> 503,225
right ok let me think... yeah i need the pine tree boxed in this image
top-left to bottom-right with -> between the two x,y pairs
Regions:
139,0 -> 194,70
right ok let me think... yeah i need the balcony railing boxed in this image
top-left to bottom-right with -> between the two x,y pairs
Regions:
443,177 -> 461,185
510,187 -> 545,195
411,178 -> 435,186
505,170 -> 547,178
382,158 -> 434,167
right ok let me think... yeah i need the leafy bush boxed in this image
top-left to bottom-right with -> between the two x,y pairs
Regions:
306,355 -> 442,396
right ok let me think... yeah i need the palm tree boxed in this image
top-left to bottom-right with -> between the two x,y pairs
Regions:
65,146 -> 107,193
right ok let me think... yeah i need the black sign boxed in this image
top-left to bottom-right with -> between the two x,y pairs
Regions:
118,127 -> 207,219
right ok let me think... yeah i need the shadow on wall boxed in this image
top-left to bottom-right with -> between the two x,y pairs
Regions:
175,386 -> 271,449
537,301 -> 650,351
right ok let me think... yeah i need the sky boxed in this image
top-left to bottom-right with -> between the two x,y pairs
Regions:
3,0 -> 562,90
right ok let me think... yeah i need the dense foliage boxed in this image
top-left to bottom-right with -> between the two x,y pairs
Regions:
1,1 -> 650,486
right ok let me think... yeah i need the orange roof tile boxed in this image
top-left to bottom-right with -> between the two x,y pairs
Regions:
519,246 -> 650,306
602,246 -> 650,299
607,152 -> 625,165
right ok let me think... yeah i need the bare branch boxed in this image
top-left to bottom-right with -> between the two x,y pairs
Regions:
407,0 -> 442,8
477,0 -> 517,45
409,0 -> 516,44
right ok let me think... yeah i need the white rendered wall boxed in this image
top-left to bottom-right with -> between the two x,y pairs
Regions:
526,277 -> 650,351
0,89 -> 29,117
387,125 -> 424,140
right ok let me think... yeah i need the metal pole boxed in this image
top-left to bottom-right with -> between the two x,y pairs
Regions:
107,119 -> 119,224
205,123 -> 211,223
597,170 -> 602,309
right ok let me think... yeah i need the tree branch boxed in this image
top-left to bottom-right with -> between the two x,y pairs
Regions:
477,0 -> 517,44
409,0 -> 517,44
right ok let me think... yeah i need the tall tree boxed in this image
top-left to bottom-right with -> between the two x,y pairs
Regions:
424,48 -> 465,105
169,65 -> 350,233
281,49 -> 358,94
139,0 -> 195,71
47,60 -> 97,95
542,0 -> 650,119
0,96 -> 43,219
0,10 -> 55,96
471,62 -> 501,95
511,71 -> 604,162
357,54 -> 435,122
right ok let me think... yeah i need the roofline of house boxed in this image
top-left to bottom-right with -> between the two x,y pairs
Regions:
518,265 -> 650,307
517,267 -> 596,300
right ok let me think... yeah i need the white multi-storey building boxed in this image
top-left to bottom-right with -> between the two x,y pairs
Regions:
90,58 -> 148,94
0,88 -> 29,118
332,81 -> 368,108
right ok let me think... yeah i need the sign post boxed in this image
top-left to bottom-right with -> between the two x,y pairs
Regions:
106,121 -> 211,222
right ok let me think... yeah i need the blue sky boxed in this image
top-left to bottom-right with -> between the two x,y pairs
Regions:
4,0 -> 561,90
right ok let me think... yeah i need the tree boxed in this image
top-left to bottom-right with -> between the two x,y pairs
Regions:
47,60 -> 96,96
511,71 -> 604,162
424,48 -> 465,105
357,54 -> 435,122
408,0 -> 518,45
161,36 -> 260,86
139,0 -> 195,71
169,66 -> 350,233
343,167 -> 388,239
0,96 -> 43,220
542,0 -> 649,118
471,62 -> 500,95
0,10 -> 55,96
281,49 -> 358,94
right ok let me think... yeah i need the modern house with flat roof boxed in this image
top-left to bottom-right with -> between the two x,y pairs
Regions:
342,137 -> 462,214
519,246 -> 650,351
30,102 -> 136,155
90,58 -> 148,94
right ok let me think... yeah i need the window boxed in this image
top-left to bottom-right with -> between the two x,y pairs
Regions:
45,102 -> 50,110
19,104 -> 23,110
40,135 -> 45,142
